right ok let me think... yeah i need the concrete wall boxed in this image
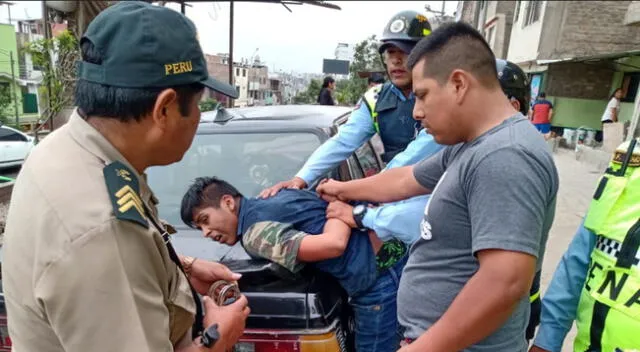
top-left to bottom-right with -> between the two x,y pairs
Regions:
507,1 -> 548,64
542,1 -> 640,60
459,1 -> 480,27
545,62 -> 614,100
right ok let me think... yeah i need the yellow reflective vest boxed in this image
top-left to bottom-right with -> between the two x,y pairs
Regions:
575,138 -> 640,352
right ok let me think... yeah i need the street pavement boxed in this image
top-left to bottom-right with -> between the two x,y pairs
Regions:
539,147 -> 607,351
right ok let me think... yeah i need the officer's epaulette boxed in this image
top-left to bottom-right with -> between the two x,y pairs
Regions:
612,138 -> 640,167
103,161 -> 149,228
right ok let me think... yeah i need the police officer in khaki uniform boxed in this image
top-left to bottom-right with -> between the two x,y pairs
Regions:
1,2 -> 249,351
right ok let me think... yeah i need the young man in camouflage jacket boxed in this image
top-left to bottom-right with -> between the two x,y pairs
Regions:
181,177 -> 407,352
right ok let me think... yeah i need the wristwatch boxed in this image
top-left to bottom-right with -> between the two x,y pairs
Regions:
352,204 -> 368,230
201,323 -> 220,348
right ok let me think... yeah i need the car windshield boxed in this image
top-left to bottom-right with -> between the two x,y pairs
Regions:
146,131 -> 323,226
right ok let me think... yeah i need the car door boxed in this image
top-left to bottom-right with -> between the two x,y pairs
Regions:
0,127 -> 30,165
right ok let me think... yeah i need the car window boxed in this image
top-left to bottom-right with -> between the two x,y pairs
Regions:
146,132 -> 323,226
0,127 -> 27,142
354,142 -> 381,177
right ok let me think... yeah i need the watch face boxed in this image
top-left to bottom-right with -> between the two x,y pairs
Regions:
354,204 -> 366,216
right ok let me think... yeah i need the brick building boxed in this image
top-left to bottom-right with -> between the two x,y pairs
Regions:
458,1 -> 516,59
506,1 -> 640,132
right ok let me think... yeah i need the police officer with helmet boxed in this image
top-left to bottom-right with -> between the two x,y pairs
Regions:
260,10 -> 437,197
496,59 -> 543,342
2,2 -> 249,351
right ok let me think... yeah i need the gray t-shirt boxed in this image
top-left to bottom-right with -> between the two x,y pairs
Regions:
398,114 -> 558,351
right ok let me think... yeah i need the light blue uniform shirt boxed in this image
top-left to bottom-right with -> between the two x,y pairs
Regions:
533,223 -> 596,352
294,85 -> 443,244
295,85 -> 409,184
362,129 -> 444,244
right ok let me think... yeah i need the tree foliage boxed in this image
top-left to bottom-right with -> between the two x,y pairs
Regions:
23,30 -> 79,128
198,98 -> 218,112
297,35 -> 385,106
294,79 -> 322,104
0,85 -> 13,125
337,34 -> 385,105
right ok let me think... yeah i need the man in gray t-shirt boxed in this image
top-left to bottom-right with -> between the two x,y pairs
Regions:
317,22 -> 559,351
400,114 -> 558,351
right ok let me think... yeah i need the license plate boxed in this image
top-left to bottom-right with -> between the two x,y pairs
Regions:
234,342 -> 255,352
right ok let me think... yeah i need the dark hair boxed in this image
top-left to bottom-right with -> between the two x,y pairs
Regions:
180,176 -> 243,228
610,88 -> 623,100
407,22 -> 498,88
539,92 -> 546,98
75,39 -> 204,122
322,76 -> 335,88
368,73 -> 385,85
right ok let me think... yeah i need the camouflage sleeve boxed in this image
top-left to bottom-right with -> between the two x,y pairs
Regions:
241,221 -> 308,273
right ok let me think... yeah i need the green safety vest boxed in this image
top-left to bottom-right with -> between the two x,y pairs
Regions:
575,138 -> 640,352
362,83 -> 383,133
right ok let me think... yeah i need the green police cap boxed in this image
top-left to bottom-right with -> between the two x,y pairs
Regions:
78,1 -> 238,99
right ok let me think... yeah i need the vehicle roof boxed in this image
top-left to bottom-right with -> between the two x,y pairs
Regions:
198,104 -> 353,131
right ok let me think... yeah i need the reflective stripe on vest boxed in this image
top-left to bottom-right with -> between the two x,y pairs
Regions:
362,84 -> 383,133
575,138 -> 640,352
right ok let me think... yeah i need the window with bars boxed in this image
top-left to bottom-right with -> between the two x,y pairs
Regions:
524,1 -> 542,26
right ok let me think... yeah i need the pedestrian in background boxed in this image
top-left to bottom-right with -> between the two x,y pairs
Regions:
602,88 -> 623,124
317,76 -> 336,105
529,92 -> 554,139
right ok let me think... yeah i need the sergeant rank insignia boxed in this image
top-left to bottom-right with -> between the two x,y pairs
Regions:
104,161 -> 149,228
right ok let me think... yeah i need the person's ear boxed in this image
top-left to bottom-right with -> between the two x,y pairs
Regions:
449,69 -> 470,105
221,194 -> 235,212
151,88 -> 179,129
511,99 -> 521,112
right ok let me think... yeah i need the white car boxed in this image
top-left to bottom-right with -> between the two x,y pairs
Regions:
0,125 -> 35,169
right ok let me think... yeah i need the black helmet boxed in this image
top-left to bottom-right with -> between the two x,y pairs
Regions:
496,59 -> 530,115
379,10 -> 432,54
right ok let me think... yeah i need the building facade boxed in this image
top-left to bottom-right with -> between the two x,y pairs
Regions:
506,0 -> 640,132
458,1 -> 516,59
0,23 -> 25,126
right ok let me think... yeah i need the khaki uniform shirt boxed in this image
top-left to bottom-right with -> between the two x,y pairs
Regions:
1,111 -> 196,351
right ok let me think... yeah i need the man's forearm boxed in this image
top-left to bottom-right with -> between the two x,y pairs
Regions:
409,253 -> 535,351
298,218 -> 351,262
342,166 -> 429,203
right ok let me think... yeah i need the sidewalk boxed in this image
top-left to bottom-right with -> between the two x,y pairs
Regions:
539,148 -> 608,351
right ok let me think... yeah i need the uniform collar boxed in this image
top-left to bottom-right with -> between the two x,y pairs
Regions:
66,109 -> 155,204
388,83 -> 414,102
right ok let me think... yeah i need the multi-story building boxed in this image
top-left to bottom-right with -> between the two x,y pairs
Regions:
334,43 -> 354,62
0,22 -> 42,127
458,1 -> 516,59
15,19 -> 44,123
205,53 -> 277,108
505,1 -> 640,133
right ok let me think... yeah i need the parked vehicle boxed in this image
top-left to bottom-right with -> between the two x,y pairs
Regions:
0,125 -> 35,169
0,105 -> 383,352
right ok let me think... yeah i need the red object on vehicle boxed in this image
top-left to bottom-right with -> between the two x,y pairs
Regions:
0,315 -> 11,351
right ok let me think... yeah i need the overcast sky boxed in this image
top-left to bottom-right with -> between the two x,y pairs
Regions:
0,1 -> 459,73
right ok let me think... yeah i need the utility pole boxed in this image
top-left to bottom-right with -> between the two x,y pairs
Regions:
9,51 -> 19,128
228,0 -> 234,108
